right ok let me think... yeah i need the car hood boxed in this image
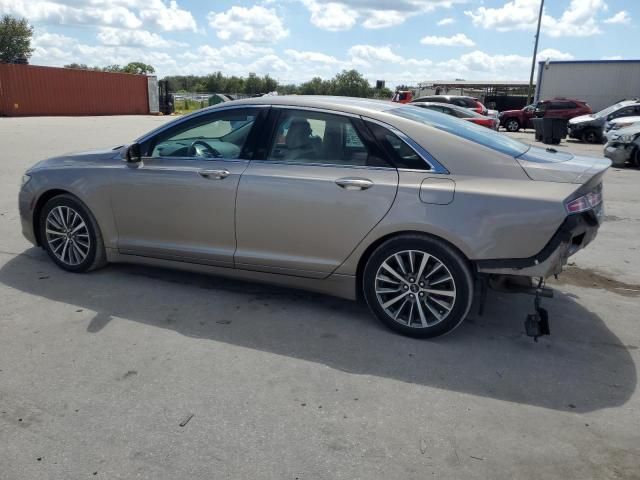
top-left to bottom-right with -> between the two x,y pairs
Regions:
516,146 -> 610,183
29,147 -> 123,171
609,115 -> 640,126
568,114 -> 598,125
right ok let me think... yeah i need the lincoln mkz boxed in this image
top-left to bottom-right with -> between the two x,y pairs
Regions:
19,96 -> 610,338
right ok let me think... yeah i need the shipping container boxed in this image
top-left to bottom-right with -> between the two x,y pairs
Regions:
0,64 -> 152,116
535,60 -> 640,112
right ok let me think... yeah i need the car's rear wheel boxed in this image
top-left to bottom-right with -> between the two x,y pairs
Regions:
362,235 -> 474,338
39,194 -> 107,273
505,118 -> 520,132
582,129 -> 600,144
633,148 -> 640,168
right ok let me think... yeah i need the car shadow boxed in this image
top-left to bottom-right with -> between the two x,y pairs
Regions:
1,248 -> 636,413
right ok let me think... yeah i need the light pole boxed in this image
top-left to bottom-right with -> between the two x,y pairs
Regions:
526,0 -> 545,105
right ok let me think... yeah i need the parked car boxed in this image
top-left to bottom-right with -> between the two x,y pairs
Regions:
498,104 -> 536,132
412,95 -> 487,115
392,90 -> 413,103
605,115 -> 640,133
412,102 -> 498,129
568,100 -> 640,144
499,99 -> 591,132
604,124 -> 640,167
18,97 -> 610,339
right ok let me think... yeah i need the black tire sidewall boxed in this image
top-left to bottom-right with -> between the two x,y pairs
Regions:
506,119 -> 519,132
363,235 -> 473,338
39,195 -> 98,273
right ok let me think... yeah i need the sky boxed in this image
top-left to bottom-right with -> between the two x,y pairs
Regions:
1,0 -> 637,86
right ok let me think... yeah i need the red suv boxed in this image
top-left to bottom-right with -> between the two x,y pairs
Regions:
499,98 -> 592,132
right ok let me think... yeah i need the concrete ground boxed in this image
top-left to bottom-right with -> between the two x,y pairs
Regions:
0,116 -> 638,480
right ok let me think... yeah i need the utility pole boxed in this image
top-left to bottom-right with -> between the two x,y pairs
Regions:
526,0 -> 545,105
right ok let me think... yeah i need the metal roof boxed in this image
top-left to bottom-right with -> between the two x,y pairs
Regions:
418,80 -> 532,87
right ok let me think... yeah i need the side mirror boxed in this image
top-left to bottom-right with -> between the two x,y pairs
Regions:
125,143 -> 142,163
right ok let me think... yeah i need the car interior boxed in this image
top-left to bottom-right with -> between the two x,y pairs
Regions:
268,114 -> 371,166
151,114 -> 256,159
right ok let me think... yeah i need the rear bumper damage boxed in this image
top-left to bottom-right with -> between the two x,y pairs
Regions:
476,210 -> 601,278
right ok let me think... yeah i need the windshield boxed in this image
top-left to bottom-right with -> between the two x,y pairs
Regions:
390,106 -> 529,157
596,102 -> 627,118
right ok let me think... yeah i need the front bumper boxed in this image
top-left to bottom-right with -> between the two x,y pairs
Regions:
19,184 -> 38,246
476,210 -> 602,278
604,143 -> 634,167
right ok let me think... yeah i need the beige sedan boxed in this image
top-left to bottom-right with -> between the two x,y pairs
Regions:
19,96 -> 609,338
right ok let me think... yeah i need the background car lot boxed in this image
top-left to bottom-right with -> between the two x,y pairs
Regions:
1,116 -> 639,479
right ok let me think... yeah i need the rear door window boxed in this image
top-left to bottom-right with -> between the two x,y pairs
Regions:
267,109 -> 389,167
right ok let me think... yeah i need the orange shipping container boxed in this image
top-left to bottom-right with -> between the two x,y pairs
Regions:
0,64 -> 150,116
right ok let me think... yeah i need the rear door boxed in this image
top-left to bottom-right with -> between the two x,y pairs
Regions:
234,107 -> 398,278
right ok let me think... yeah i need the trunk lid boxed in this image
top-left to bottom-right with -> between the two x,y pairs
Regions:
516,146 -> 611,184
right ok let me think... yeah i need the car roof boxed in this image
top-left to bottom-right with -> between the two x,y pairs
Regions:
207,95 -> 397,116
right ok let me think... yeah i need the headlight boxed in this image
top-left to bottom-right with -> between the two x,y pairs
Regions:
21,174 -> 31,187
620,133 -> 640,143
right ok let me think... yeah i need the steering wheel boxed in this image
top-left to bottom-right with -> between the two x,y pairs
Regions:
188,140 -> 222,158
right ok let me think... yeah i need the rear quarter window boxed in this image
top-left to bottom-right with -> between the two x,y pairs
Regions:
390,106 -> 529,158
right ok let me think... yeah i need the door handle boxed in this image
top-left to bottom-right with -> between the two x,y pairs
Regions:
335,177 -> 373,191
198,169 -> 230,180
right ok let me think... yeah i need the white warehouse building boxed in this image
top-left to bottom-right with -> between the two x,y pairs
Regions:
535,59 -> 640,112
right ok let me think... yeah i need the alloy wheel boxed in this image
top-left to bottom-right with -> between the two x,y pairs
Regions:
45,206 -> 91,266
374,250 -> 456,328
506,120 -> 519,132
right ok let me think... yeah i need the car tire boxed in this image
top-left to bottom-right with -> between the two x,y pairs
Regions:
39,194 -> 107,273
582,129 -> 600,144
633,148 -> 640,169
362,234 -> 474,338
505,118 -> 520,132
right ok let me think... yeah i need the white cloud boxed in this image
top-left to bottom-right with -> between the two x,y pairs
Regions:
285,49 -> 344,65
602,55 -> 623,60
0,0 -> 196,31
362,10 -> 406,29
139,1 -> 197,32
437,17 -> 455,26
300,0 -> 465,31
97,27 -> 180,48
537,48 -> 574,61
420,33 -> 475,47
465,0 -> 608,37
207,5 -> 289,43
348,45 -> 404,67
302,0 -> 357,31
604,11 -> 631,25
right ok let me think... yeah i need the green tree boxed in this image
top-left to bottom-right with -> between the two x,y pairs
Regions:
0,15 -> 34,63
121,61 -> 155,74
332,69 -> 372,97
244,72 -> 263,94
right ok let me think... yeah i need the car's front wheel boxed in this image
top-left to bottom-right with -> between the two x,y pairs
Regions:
363,235 -> 474,338
39,194 -> 107,273
582,129 -> 600,144
505,118 -> 520,132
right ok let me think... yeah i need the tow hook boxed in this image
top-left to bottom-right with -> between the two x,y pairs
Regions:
525,278 -> 552,342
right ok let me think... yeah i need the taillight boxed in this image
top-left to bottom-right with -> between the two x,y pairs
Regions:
565,186 -> 602,214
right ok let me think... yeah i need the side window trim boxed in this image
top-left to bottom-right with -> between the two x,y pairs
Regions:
362,117 -> 449,174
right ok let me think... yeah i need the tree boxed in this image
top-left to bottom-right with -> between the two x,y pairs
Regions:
0,15 -> 34,63
332,69 -> 372,97
121,61 -> 155,74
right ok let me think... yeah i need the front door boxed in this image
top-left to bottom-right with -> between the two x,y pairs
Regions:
234,108 -> 398,278
111,107 -> 265,267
